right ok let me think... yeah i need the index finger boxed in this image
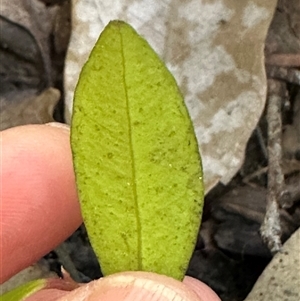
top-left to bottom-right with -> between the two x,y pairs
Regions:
0,124 -> 82,283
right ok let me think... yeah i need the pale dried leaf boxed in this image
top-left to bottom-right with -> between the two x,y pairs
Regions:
0,88 -> 60,131
64,0 -> 277,192
244,228 -> 300,301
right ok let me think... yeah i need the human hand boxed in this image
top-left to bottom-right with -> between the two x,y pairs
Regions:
0,123 -> 220,301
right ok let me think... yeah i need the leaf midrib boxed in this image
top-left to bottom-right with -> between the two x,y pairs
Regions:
119,27 -> 142,269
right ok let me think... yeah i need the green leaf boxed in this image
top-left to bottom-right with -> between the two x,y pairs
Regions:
71,20 -> 204,280
0,279 -> 46,301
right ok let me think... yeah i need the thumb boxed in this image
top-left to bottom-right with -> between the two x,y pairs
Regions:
51,272 -> 220,301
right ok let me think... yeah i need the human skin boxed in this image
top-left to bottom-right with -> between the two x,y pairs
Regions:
0,124 -> 220,301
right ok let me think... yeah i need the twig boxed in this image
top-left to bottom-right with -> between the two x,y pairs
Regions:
281,173 -> 300,209
255,126 -> 268,161
55,243 -> 83,283
242,166 -> 268,185
266,65 -> 300,85
265,53 -> 300,67
260,79 -> 286,253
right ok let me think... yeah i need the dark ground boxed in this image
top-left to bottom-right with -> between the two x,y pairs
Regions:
1,1 -> 299,300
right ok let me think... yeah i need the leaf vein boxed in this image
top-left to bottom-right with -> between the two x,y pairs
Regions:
119,27 -> 142,270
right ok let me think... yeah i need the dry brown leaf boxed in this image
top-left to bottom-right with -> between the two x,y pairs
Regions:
64,0 -> 277,192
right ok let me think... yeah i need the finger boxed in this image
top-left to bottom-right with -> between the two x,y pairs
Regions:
26,289 -> 69,301
0,124 -> 82,283
28,272 -> 219,301
183,276 -> 221,301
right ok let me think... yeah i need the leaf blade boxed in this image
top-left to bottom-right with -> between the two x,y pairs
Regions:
72,21 -> 139,272
0,279 -> 46,301
71,20 -> 204,280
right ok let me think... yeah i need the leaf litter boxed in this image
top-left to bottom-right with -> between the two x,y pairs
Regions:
1,0 -> 300,300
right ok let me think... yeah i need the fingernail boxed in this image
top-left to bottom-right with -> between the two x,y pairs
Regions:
46,122 -> 70,131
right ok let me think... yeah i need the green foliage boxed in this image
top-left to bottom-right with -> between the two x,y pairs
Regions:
0,279 -> 46,301
71,20 -> 204,280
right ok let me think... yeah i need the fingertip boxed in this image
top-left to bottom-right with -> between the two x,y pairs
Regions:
1,124 -> 82,283
183,276 -> 221,301
54,272 -> 207,301
26,273 -> 220,301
